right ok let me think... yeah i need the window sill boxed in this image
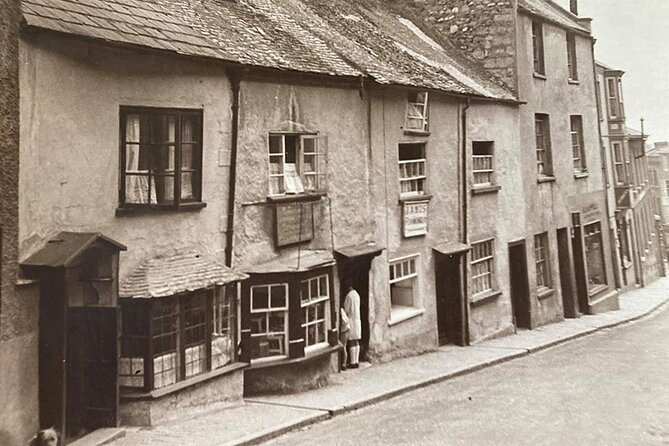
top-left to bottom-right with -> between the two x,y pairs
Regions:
537,287 -> 555,300
248,344 -> 341,370
472,185 -> 501,196
403,129 -> 431,137
266,192 -> 327,204
588,284 -> 608,298
568,79 -> 580,85
533,72 -> 547,80
120,361 -> 248,402
398,193 -> 433,204
574,171 -> 589,179
388,306 -> 425,326
116,201 -> 206,216
470,290 -> 502,308
537,176 -> 556,184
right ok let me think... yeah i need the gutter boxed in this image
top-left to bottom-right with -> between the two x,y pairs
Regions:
224,70 -> 241,267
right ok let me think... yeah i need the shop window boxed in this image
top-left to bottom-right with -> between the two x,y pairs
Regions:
249,284 -> 289,360
534,233 -> 552,290
389,255 -> 420,313
472,141 -> 495,187
584,222 -> 607,292
120,107 -> 202,208
471,239 -> 495,295
268,134 -> 326,196
119,286 -> 239,392
405,92 -> 429,132
567,32 -> 578,81
535,114 -> 553,176
570,115 -> 586,173
300,275 -> 330,350
399,143 -> 426,197
532,21 -> 545,75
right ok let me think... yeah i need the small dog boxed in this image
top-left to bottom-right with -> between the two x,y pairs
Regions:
28,428 -> 59,446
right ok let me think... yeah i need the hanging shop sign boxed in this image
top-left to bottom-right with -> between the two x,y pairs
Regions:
403,200 -> 429,238
275,202 -> 314,247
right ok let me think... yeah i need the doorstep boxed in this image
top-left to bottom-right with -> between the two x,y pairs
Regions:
67,428 -> 126,446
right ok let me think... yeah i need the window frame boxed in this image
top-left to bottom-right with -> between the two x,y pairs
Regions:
472,141 -> 495,187
570,115 -> 587,174
119,106 -> 204,210
398,142 -> 427,198
471,239 -> 496,296
607,78 -> 619,119
119,286 -> 238,393
405,91 -> 429,133
532,21 -> 545,75
566,32 -> 578,81
249,283 -> 290,362
534,232 -> 552,291
535,114 -> 553,177
268,133 -> 326,197
300,274 -> 331,353
388,254 -> 422,324
612,141 -> 626,185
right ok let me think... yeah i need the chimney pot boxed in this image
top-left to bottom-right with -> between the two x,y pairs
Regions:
569,0 -> 578,15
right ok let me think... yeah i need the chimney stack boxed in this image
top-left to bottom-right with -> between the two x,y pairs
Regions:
569,0 -> 578,15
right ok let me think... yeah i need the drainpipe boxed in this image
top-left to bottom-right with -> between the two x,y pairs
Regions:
225,70 -> 241,268
461,98 -> 471,346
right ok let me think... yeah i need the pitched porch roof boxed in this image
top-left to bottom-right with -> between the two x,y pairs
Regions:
21,231 -> 127,268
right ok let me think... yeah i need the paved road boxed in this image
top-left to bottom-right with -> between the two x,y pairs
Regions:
264,305 -> 669,446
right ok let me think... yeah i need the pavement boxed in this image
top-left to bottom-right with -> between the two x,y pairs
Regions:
102,277 -> 669,446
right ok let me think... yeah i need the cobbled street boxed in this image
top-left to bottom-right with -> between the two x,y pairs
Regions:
265,305 -> 669,446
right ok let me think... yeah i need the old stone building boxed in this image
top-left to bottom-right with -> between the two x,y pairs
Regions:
596,62 -> 664,288
647,142 -> 669,259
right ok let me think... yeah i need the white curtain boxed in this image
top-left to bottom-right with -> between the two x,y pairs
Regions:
125,115 -> 156,204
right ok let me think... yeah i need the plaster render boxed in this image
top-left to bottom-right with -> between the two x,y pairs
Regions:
516,13 -> 617,320
19,35 -> 235,279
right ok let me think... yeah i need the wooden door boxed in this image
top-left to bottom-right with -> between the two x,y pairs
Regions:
435,254 -> 467,346
67,307 -> 119,439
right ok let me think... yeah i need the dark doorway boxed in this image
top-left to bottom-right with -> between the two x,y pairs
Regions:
67,307 -> 119,439
557,227 -> 578,318
339,257 -> 372,361
508,240 -> 531,329
435,253 -> 467,346
571,213 -> 590,315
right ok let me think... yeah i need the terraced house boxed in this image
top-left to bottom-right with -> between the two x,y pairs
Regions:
2,0 -> 629,444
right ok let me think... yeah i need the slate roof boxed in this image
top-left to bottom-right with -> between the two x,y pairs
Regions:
120,251 -> 248,298
22,232 -> 126,268
518,0 -> 590,34
21,0 -> 516,101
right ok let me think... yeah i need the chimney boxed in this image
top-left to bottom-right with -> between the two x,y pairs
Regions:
569,0 -> 578,15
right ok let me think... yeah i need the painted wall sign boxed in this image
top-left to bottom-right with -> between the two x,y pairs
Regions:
403,200 -> 429,238
275,202 -> 314,247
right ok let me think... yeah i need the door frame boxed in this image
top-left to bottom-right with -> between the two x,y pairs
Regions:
434,252 -> 468,346
508,239 -> 532,329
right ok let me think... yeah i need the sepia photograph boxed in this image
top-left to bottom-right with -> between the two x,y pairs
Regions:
1,0 -> 668,444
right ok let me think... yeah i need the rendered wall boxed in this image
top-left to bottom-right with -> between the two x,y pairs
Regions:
0,1 -> 40,444
19,34 -> 235,278
516,13 -> 617,321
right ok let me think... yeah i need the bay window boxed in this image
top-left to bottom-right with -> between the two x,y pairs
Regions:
120,107 -> 202,208
119,285 -> 239,392
301,275 -> 330,350
249,284 -> 289,360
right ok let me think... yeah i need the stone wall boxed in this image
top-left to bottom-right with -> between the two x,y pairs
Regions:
405,0 -> 518,93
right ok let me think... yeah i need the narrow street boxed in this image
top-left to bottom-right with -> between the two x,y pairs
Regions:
265,305 -> 669,446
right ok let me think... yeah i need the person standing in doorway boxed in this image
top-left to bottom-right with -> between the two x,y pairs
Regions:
339,306 -> 350,370
343,285 -> 362,368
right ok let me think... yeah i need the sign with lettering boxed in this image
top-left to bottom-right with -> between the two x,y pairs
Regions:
275,202 -> 314,247
403,200 -> 429,238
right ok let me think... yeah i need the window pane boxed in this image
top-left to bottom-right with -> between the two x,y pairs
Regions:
269,135 -> 283,154
270,285 -> 286,308
252,286 -> 269,310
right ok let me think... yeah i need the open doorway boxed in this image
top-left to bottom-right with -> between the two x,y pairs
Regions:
557,227 -> 578,318
508,240 -> 531,329
434,253 -> 467,346
337,255 -> 373,361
